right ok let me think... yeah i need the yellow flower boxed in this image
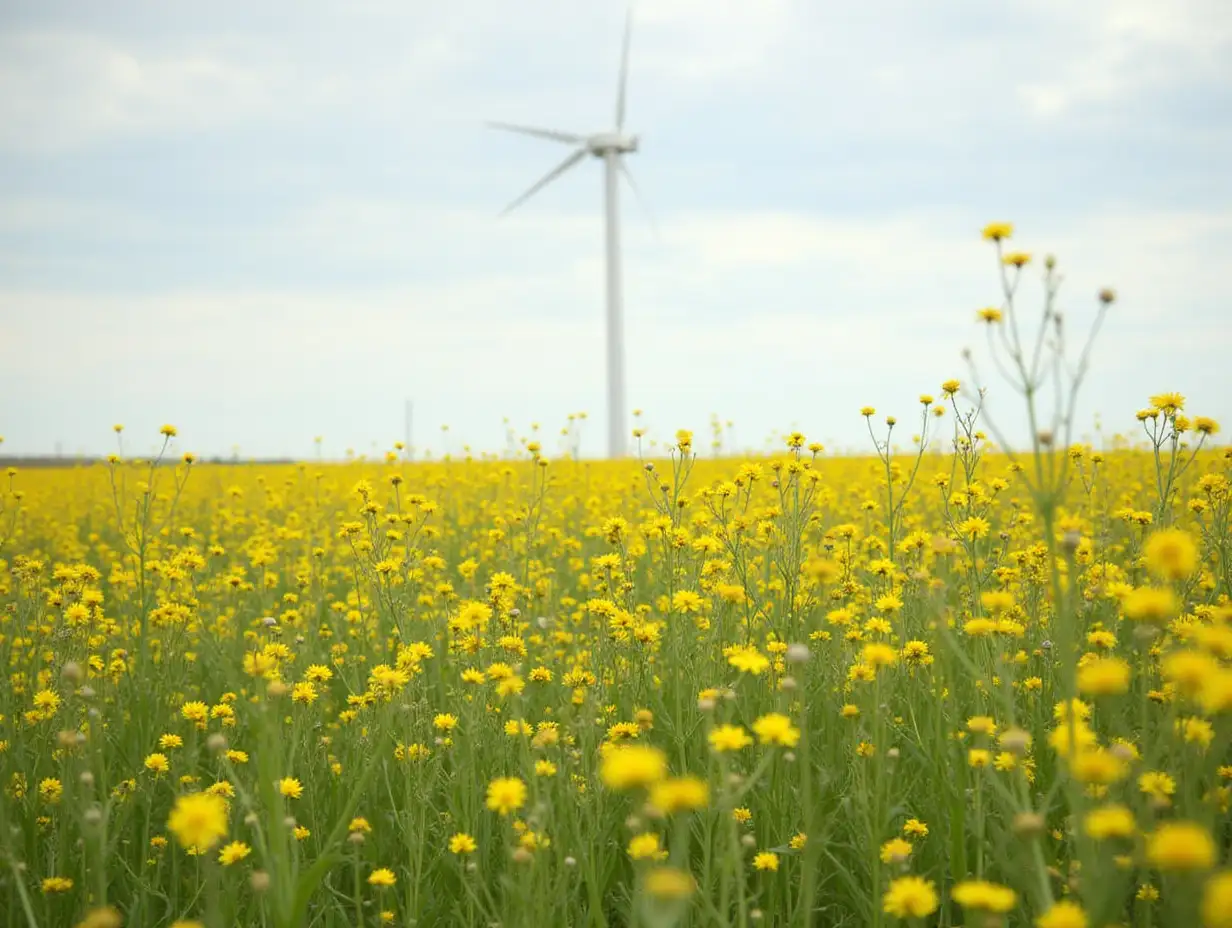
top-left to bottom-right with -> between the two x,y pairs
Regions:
882,876 -> 938,919
41,876 -> 74,893
1202,870 -> 1232,928
278,777 -> 303,799
1139,771 -> 1176,804
751,713 -> 800,748
485,776 -> 527,815
368,867 -> 397,887
1077,656 -> 1131,696
982,221 -> 1013,241
167,792 -> 228,852
1069,748 -> 1128,785
1144,527 -> 1198,581
879,838 -> 912,864
648,776 -> 709,815
144,753 -> 170,774
1149,392 -> 1185,413
708,724 -> 752,753
600,745 -> 667,790
1122,586 -> 1178,622
627,832 -> 665,861
752,852 -> 778,872
1036,900 -> 1089,928
1146,821 -> 1215,871
902,818 -> 929,838
966,716 -> 997,736
952,879 -> 1016,913
644,867 -> 696,900
1083,804 -> 1136,840
449,832 -> 477,855
38,778 -> 63,804
727,646 -> 770,675
75,906 -> 124,928
218,841 -> 251,866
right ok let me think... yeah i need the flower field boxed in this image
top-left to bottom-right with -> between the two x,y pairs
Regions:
2,235 -> 1231,927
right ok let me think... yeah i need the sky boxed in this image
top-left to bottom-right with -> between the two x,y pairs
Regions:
1,0 -> 1230,460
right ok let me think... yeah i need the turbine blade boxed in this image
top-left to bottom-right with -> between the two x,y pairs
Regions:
499,148 -> 588,216
619,159 -> 658,236
616,6 -> 632,129
487,121 -> 585,145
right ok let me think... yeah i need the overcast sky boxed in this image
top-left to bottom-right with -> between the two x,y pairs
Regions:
1,0 -> 1229,460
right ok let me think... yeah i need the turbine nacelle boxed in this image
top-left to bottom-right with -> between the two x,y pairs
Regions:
587,132 -> 639,156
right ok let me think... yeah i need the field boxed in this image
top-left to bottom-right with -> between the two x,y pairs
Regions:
2,236 -> 1231,927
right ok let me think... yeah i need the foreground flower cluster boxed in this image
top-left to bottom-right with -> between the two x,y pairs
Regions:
0,414 -> 1228,927
1,229 -> 1230,927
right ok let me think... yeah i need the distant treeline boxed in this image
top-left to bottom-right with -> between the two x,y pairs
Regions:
0,456 -> 299,469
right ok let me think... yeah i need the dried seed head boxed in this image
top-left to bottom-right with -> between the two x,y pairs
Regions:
1013,812 -> 1045,838
1000,728 -> 1031,756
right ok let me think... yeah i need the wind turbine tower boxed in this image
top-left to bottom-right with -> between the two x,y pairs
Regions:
490,9 -> 644,459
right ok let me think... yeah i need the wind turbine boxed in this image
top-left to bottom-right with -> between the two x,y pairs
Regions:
490,8 -> 646,459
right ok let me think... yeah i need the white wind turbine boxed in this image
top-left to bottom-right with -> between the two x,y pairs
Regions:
490,9 -> 648,459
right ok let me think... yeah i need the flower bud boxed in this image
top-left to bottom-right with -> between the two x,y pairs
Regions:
785,643 -> 810,665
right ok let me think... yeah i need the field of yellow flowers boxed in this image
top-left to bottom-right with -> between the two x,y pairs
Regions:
2,230 -> 1231,928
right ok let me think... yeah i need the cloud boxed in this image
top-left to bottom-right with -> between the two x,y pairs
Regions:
1,202 -> 1228,457
1015,0 -> 1232,120
0,0 -> 1228,457
0,33 -> 284,151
